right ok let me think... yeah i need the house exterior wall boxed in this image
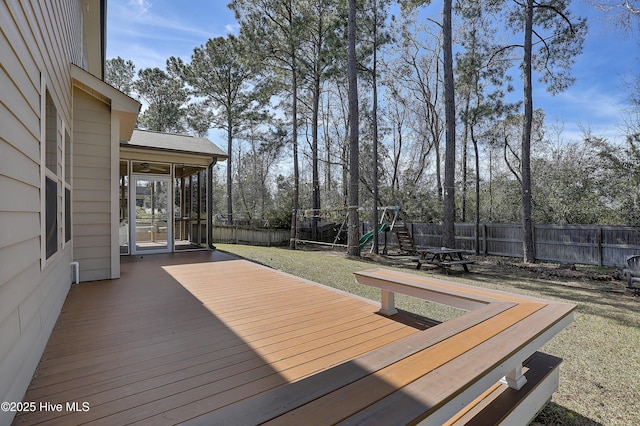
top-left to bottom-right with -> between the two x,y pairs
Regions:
0,1 -> 97,423
72,87 -> 114,281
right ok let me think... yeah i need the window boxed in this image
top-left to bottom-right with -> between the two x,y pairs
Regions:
44,90 -> 59,260
65,130 -> 71,184
45,92 -> 57,173
41,84 -> 69,266
119,161 -> 129,254
45,177 -> 58,258
64,130 -> 71,243
65,187 -> 71,243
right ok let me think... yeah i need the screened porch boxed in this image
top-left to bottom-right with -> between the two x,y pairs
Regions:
118,129 -> 227,255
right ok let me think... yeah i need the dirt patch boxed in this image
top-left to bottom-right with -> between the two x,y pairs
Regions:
499,259 -> 622,282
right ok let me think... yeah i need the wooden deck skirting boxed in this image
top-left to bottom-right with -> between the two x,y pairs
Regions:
14,254 -> 574,425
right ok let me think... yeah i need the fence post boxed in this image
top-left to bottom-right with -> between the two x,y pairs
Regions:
483,223 -> 488,256
532,224 -> 537,262
234,226 -> 239,244
597,226 -> 603,266
411,223 -> 414,241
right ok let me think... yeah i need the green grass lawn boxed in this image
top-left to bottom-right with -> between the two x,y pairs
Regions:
216,244 -> 640,426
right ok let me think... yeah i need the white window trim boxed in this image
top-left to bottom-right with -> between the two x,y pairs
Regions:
40,75 -> 50,269
62,123 -> 72,248
40,76 -> 67,269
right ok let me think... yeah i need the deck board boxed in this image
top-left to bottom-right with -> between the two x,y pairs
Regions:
264,303 -> 544,425
15,252 -> 421,425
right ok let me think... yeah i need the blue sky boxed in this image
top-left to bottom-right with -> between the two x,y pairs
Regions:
106,0 -> 638,144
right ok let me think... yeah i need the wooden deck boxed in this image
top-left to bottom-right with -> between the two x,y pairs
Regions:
14,252 -> 573,425
13,252 -> 421,425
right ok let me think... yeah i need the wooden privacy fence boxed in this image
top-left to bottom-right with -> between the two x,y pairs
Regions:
404,223 -> 640,267
212,225 -> 290,246
215,222 -> 640,267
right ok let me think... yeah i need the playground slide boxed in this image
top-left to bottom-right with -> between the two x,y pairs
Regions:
359,223 -> 390,250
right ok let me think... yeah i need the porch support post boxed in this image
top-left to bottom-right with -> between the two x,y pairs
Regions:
180,176 -> 186,240
501,364 -> 528,390
379,290 -> 398,316
197,171 -> 202,244
207,160 -> 217,250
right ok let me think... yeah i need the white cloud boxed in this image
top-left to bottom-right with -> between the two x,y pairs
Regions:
225,23 -> 240,35
130,0 -> 153,21
107,1 -> 232,69
534,83 -> 631,143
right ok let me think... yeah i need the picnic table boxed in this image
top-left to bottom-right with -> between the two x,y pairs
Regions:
417,247 -> 475,272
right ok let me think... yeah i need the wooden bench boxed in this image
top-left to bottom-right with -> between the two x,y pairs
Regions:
189,268 -> 574,425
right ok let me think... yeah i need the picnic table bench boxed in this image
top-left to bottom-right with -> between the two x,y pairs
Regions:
624,255 -> 640,296
193,268 -> 574,425
417,247 -> 476,272
625,255 -> 640,287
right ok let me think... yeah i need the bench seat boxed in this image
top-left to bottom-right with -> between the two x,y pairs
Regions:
440,259 -> 476,266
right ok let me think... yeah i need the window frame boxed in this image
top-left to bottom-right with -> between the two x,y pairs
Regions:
64,129 -> 72,245
40,77 -> 70,269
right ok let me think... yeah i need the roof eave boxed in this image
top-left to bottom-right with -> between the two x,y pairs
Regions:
119,142 -> 228,161
71,64 -> 141,140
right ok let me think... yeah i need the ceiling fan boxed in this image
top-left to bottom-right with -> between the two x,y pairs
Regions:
138,162 -> 168,173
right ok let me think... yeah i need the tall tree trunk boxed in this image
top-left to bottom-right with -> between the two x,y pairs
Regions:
434,59 -> 443,205
290,56 -> 300,249
347,0 -> 360,256
312,73 -> 320,241
392,119 -> 402,195
442,0 -> 456,248
521,0 -> 535,263
471,125 -> 480,255
342,142 -> 348,205
472,75 -> 482,256
461,95 -> 470,223
311,10 -> 324,241
435,136 -> 442,203
324,95 -> 332,193
226,121 -> 233,225
371,0 -> 380,254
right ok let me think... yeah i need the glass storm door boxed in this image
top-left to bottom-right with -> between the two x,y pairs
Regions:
131,175 -> 172,253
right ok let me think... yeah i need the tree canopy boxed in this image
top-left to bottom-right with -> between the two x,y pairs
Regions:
104,0 -> 640,261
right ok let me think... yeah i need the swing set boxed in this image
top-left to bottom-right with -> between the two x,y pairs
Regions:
294,206 -> 409,254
